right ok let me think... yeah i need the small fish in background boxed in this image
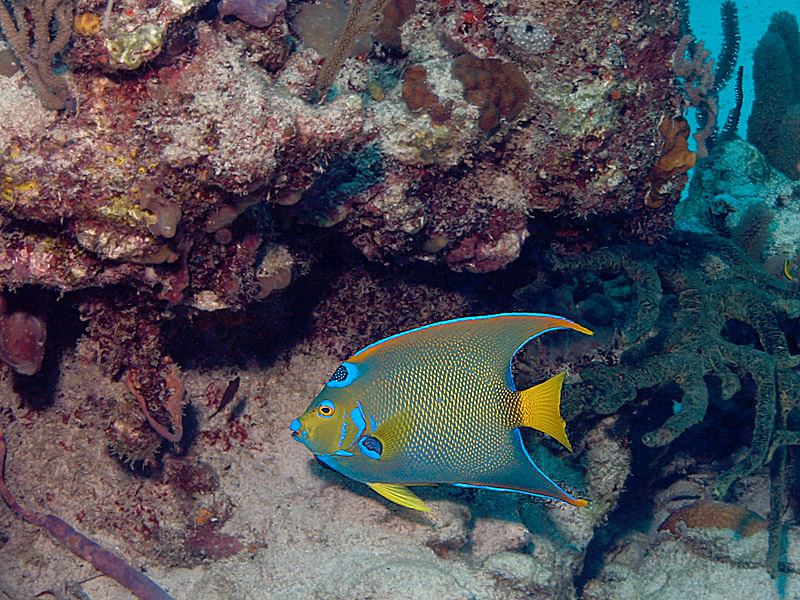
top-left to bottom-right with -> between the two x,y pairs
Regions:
761,254 -> 800,289
290,313 -> 592,511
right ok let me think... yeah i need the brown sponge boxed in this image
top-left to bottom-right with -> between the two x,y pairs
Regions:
451,54 -> 532,131
402,64 -> 452,124
374,0 -> 416,51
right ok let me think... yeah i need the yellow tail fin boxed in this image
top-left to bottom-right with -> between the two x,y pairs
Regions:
518,372 -> 573,451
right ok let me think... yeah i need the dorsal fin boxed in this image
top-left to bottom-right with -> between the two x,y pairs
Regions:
518,372 -> 572,451
350,313 -> 593,387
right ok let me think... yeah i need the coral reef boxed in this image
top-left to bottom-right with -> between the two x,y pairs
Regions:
0,262 -> 623,599
0,0 -> 718,595
672,1 -> 739,157
3,0 -> 687,294
675,138 -> 800,262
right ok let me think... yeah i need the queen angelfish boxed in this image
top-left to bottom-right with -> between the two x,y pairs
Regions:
290,313 -> 592,511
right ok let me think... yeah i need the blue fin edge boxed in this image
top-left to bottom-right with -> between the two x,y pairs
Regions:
454,429 -> 583,505
352,312 -> 585,366
505,325 -> 572,391
451,482 -> 570,503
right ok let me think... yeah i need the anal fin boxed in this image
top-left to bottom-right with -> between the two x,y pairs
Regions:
367,483 -> 430,512
452,428 -> 588,507
453,481 -> 588,507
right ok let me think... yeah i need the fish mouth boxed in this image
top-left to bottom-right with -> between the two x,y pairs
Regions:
290,419 -> 308,444
291,430 -> 309,445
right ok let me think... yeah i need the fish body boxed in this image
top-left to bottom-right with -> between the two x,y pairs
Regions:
290,313 -> 592,511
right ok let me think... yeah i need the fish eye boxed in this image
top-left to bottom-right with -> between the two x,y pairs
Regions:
317,400 -> 335,418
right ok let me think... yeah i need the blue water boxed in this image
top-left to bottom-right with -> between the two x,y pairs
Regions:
688,0 -> 795,147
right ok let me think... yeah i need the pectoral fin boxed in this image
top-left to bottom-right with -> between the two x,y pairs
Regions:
367,483 -> 430,512
368,410 -> 411,462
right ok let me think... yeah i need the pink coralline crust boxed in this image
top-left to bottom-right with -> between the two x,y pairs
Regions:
447,229 -> 530,273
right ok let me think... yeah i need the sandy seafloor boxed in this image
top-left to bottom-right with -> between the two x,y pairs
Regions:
1,314 -> 799,600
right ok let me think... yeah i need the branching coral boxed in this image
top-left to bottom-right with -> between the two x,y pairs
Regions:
0,0 -> 73,109
544,230 -> 800,576
673,35 -> 718,157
